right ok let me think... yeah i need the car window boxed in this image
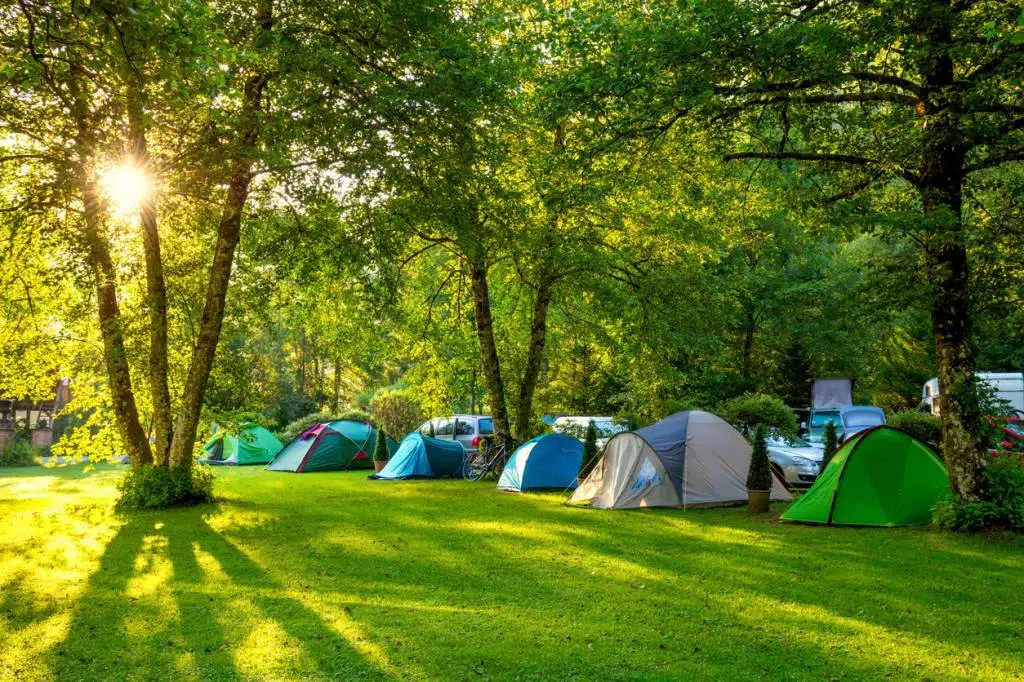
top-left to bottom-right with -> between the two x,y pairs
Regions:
435,418 -> 454,436
810,413 -> 840,427
844,412 -> 883,427
418,420 -> 434,436
478,418 -> 494,435
454,419 -> 474,436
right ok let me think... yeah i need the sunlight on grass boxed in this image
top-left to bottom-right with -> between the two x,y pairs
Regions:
2,465 -> 1022,680
718,590 -> 1024,681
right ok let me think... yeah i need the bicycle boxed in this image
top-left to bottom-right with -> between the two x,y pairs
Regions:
463,434 -> 516,481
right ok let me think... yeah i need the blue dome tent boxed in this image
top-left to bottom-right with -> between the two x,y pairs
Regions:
371,432 -> 466,480
498,433 -> 584,492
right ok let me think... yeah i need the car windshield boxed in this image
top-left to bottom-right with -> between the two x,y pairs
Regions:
810,413 -> 839,427
478,418 -> 494,435
844,411 -> 883,427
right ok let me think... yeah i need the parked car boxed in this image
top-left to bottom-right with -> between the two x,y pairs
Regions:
994,416 -> 1024,452
806,409 -> 842,444
838,406 -> 886,442
766,434 -> 823,489
552,416 -> 628,450
417,414 -> 493,454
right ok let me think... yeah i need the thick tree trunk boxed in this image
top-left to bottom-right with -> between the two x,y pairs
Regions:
514,275 -> 555,441
80,178 -> 153,467
468,258 -> 511,440
167,1 -> 273,468
69,69 -> 151,467
168,172 -> 254,468
917,0 -> 986,500
127,77 -> 173,466
920,151 -> 985,498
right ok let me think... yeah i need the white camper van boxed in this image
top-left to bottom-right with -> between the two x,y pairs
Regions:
921,372 -> 1024,416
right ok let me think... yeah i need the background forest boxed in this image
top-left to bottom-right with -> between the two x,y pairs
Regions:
1,0 -> 1022,473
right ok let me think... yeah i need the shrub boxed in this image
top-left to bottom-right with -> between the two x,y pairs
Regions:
580,420 -> 599,478
888,411 -> 941,446
821,421 -> 839,470
0,439 -> 38,467
278,409 -> 372,443
933,455 -> 1024,532
116,465 -> 215,511
747,425 -> 772,491
720,393 -> 797,441
372,427 -> 390,462
368,389 -> 424,439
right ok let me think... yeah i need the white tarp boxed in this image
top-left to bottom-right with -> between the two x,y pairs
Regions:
811,378 -> 853,409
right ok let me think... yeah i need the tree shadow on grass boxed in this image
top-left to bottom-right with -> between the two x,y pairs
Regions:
213,484 -> 1024,680
45,507 -> 392,681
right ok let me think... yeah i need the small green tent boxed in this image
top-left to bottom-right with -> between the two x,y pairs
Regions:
199,424 -> 283,466
267,420 -> 398,472
781,425 -> 950,526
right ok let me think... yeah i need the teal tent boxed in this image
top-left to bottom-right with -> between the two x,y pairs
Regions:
267,420 -> 397,472
199,424 -> 282,466
371,432 -> 466,480
498,433 -> 583,492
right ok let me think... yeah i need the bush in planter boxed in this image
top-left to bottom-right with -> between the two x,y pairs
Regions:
372,428 -> 390,462
116,465 -> 215,511
580,420 -> 600,479
747,425 -> 772,491
821,420 -> 839,470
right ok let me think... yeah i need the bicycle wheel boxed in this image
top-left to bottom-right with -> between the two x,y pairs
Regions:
463,451 -> 489,481
483,446 -> 509,480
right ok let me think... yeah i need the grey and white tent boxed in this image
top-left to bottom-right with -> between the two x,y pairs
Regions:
568,410 -> 791,509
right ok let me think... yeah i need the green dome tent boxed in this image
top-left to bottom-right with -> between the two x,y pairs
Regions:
199,424 -> 283,466
267,420 -> 398,473
781,426 -> 950,526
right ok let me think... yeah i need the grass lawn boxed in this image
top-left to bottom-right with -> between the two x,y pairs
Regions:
1,464 -> 1022,681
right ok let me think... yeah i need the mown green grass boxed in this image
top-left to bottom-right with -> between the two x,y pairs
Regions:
1,464 -> 1022,681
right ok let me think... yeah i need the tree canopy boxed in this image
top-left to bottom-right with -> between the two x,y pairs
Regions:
1,0 -> 1021,504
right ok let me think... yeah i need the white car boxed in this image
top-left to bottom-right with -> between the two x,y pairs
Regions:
766,435 -> 823,489
417,415 -> 492,454
552,416 -> 628,450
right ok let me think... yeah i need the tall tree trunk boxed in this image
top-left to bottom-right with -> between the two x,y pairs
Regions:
167,0 -> 274,469
127,74 -> 173,467
740,306 -> 756,383
468,258 -> 511,440
514,274 -> 555,441
333,353 -> 342,411
70,75 -> 151,466
297,327 -> 307,395
917,0 -> 986,500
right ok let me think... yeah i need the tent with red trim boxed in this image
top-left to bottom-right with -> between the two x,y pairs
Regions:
266,420 -> 397,473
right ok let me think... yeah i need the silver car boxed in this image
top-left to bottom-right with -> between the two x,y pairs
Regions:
418,414 -> 493,454
766,435 -> 823,489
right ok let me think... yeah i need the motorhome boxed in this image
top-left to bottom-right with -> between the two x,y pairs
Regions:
921,372 -> 1024,416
